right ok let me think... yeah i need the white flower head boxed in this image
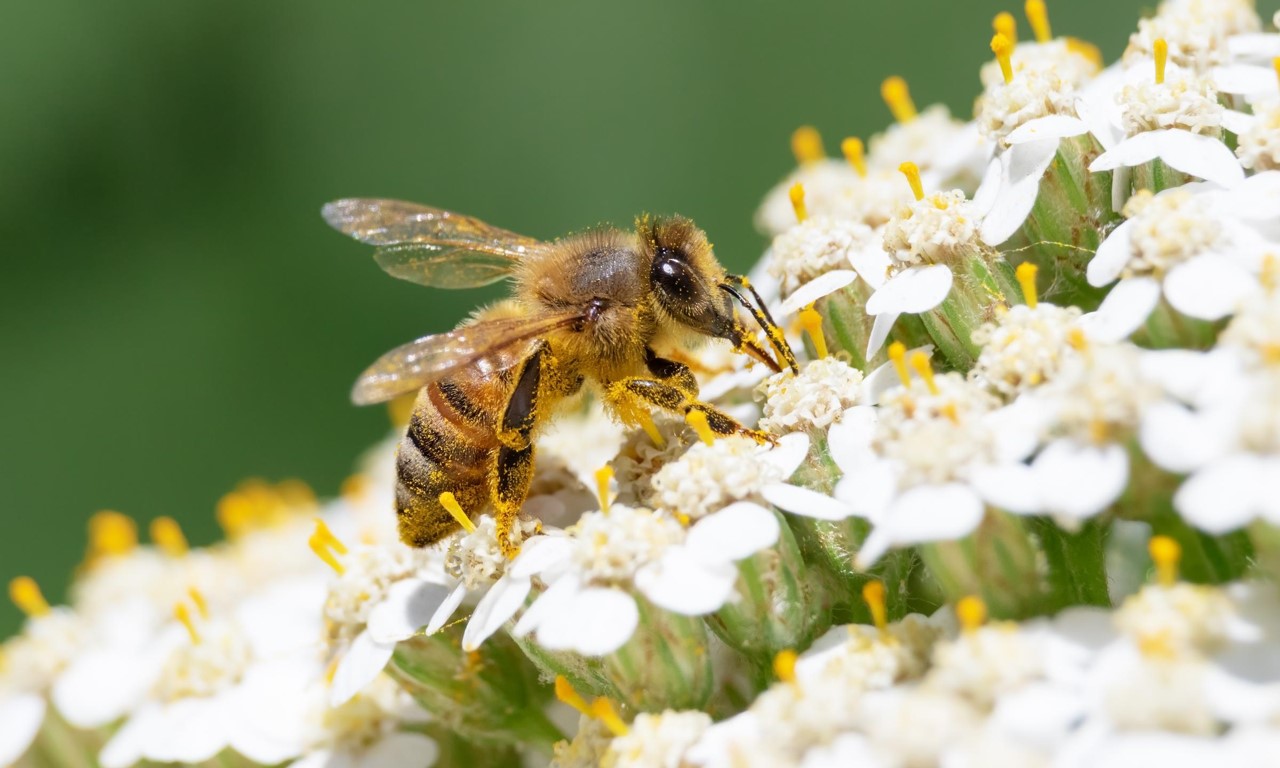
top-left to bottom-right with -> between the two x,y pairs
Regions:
323,543 -> 439,648
926,621 -> 1044,709
1114,582 -> 1240,658
1236,103 -> 1280,171
756,357 -> 864,434
1040,342 -> 1161,444
606,710 -> 712,768
978,38 -> 1102,92
868,104 -> 979,182
550,715 -> 614,768
881,190 -> 982,267
1125,0 -> 1262,71
768,217 -> 875,297
650,434 -> 808,522
1119,69 -> 1225,138
444,514 -> 540,590
969,303 -> 1086,399
977,61 -> 1080,146
1220,287 -> 1280,368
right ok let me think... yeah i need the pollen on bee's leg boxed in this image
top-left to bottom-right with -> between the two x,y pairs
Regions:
150,516 -> 189,558
799,303 -> 829,359
841,137 -> 867,177
908,351 -> 939,395
791,125 -> 825,166
594,465 -> 614,515
8,576 -> 50,618
862,580 -> 888,635
956,595 -> 988,634
1149,535 -> 1181,587
685,408 -> 717,446
881,76 -> 917,123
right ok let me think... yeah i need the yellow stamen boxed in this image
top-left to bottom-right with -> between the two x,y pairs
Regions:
1015,262 -> 1039,309
88,510 -> 138,559
589,698 -> 630,737
898,161 -> 924,201
791,125 -> 825,165
956,595 -> 988,633
314,518 -> 349,555
1261,253 -> 1278,292
309,533 -> 345,575
1066,327 -> 1089,352
888,342 -> 911,387
1065,37 -> 1103,68
187,586 -> 209,620
594,465 -> 614,514
862,580 -> 887,633
340,473 -> 369,501
324,656 -> 340,685
991,33 -> 1015,84
908,351 -> 938,395
1273,57 -> 1280,89
438,492 -> 476,534
940,401 -> 959,424
799,304 -> 829,359
1149,535 -> 1181,587
174,602 -> 201,644
772,649 -> 798,685
1025,0 -> 1051,43
841,137 -> 867,177
9,577 -> 50,618
1154,38 -> 1168,85
149,516 -> 188,557
554,675 -> 590,716
881,76 -> 917,123
789,182 -> 808,223
993,11 -> 1017,43
685,409 -> 717,446
387,391 -> 417,428
637,409 -> 665,448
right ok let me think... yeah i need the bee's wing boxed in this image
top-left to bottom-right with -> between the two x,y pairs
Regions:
351,310 -> 584,405
322,198 -> 544,289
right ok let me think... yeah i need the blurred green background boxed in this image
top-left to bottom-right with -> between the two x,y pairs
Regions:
1,0 -> 1245,633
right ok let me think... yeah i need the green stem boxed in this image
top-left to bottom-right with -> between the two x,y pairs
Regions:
1034,517 -> 1112,610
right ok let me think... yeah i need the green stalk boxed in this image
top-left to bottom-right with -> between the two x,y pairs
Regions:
1032,517 -> 1112,610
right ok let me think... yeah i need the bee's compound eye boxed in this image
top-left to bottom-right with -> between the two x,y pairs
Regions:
652,250 -> 697,299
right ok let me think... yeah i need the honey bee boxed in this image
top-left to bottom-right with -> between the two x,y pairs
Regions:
324,199 -> 798,555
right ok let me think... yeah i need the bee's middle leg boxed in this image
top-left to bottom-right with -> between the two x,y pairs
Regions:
605,376 -> 772,445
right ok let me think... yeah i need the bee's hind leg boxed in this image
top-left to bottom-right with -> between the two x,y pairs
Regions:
489,343 -> 550,558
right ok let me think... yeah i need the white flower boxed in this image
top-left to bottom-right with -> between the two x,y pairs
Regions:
649,433 -> 811,522
867,105 -> 989,189
0,692 -> 44,767
977,39 -> 1101,93
1233,103 -> 1280,172
1124,0 -> 1262,72
755,357 -> 864,434
606,710 -> 711,768
290,677 -> 437,768
976,60 -> 1081,146
969,303 -> 1086,399
767,217 -> 876,297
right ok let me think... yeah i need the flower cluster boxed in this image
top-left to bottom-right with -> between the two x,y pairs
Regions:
6,2 -> 1280,767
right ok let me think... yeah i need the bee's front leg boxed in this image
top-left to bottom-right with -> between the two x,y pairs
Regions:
604,375 -> 773,446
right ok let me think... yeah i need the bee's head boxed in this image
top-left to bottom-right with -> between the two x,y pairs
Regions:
638,215 -> 736,342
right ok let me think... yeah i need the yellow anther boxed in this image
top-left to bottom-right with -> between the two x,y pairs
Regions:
1065,38 -> 1103,68
149,516 -> 188,557
1154,38 -> 1168,85
881,76 -> 917,123
340,473 -> 369,502
841,137 -> 867,177
773,649 -> 798,685
594,465 -> 614,515
9,577 -> 50,618
88,510 -> 138,559
898,161 -> 924,201
993,11 -> 1017,43
187,586 -> 209,620
789,182 -> 808,223
636,409 -> 665,448
956,595 -> 988,633
387,391 -> 417,428
862,580 -> 887,633
324,656 -> 340,685
1015,262 -> 1039,309
589,698 -> 630,737
554,675 -> 590,716
438,492 -> 476,534
908,351 -> 939,395
991,33 -> 1015,84
791,125 -> 825,165
685,409 -> 717,446
1066,327 -> 1089,352
174,602 -> 201,644
309,518 -> 349,575
799,304 -> 829,359
1025,0 -> 1051,43
1273,57 -> 1280,88
940,401 -> 959,424
314,518 -> 349,555
1149,535 -> 1181,587
888,342 -> 912,388
1262,253 -> 1278,292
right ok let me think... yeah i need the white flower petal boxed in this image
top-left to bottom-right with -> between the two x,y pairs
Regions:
100,704 -> 159,768
865,311 -> 899,359
1152,130 -> 1246,188
686,502 -> 780,562
1163,254 -> 1256,320
1213,64 -> 1279,96
762,483 -> 852,521
1221,109 -> 1257,136
1139,401 -> 1236,473
329,630 -> 395,707
972,154 -> 1004,217
358,733 -> 439,768
1007,116 -> 1089,145
426,582 -> 469,636
883,483 -> 985,545
367,579 -> 453,644
636,548 -> 737,616
1138,349 -> 1217,404
512,573 -> 580,638
462,575 -> 530,651
779,270 -> 857,316
971,463 -> 1042,514
1033,439 -> 1128,521
509,535 -> 573,578
1086,220 -> 1135,287
0,694 -> 45,767
1229,33 -> 1280,61
145,697 -> 231,764
1089,131 -> 1163,172
849,242 -> 892,289
865,265 -> 953,315
854,527 -> 893,570
760,432 -> 810,478
979,138 -> 1060,246
826,405 -> 878,473
53,649 -> 155,729
227,659 -> 315,765
1175,456 -> 1266,534
536,587 -> 639,655
1079,276 -> 1160,342
833,459 -> 900,518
